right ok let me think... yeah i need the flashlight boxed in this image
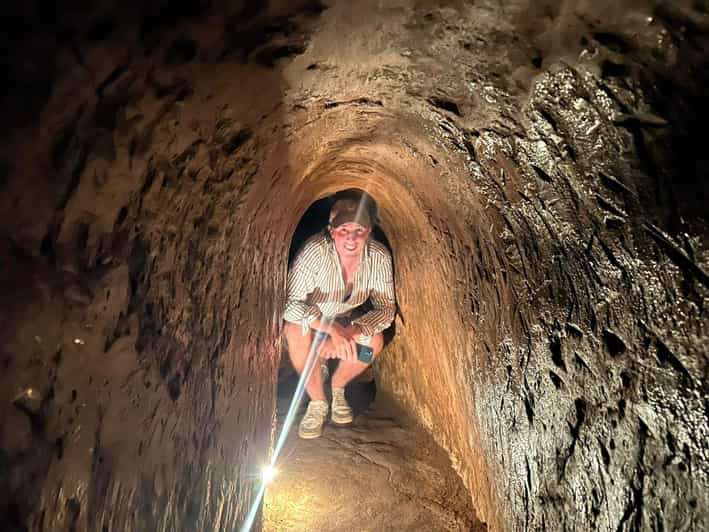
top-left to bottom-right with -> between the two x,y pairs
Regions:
262,464 -> 277,484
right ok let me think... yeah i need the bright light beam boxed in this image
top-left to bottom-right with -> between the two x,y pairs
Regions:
240,483 -> 266,532
272,323 -> 329,460
240,191 -> 372,532
262,464 -> 278,484
239,319 -> 332,532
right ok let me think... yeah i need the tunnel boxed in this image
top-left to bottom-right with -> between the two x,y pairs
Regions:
0,1 -> 707,531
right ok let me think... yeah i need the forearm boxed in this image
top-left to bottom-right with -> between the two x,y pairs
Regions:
284,300 -> 317,322
283,300 -> 322,334
309,318 -> 352,336
284,248 -> 323,334
351,305 -> 395,336
353,250 -> 396,336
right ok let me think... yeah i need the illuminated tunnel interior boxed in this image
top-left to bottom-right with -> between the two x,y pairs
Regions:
0,1 -> 707,531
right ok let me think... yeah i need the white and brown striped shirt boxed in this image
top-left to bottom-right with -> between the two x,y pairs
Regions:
283,232 -> 396,336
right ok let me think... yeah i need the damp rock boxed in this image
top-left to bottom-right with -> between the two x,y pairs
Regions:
13,387 -> 43,416
64,284 -> 93,305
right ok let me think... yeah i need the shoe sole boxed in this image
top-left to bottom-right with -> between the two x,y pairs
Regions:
298,421 -> 326,439
331,414 -> 353,425
298,429 -> 323,439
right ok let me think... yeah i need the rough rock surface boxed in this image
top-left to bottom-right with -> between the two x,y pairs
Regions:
0,1 -> 707,531
263,378 -> 484,532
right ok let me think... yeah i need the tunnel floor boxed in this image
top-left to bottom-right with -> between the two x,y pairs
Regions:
263,368 -> 486,532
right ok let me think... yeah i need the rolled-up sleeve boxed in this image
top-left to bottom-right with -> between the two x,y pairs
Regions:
352,249 -> 396,336
283,247 -> 322,334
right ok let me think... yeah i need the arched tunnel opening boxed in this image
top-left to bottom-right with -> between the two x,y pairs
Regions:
278,186 -> 397,390
285,187 -> 395,332
267,186 -> 484,529
1,1 -> 708,532
287,188 -> 393,264
264,184 -> 485,530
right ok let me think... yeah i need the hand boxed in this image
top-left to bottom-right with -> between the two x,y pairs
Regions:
342,324 -> 363,339
317,338 -> 336,359
316,327 -> 357,361
329,327 -> 358,361
317,337 -> 357,360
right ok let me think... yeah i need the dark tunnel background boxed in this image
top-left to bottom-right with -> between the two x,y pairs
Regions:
287,189 -> 393,263
283,188 -> 397,378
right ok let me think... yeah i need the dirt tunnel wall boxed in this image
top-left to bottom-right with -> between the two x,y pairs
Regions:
1,1 -> 708,531
284,119 -> 511,529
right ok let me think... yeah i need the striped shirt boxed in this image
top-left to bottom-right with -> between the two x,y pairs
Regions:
283,232 -> 396,336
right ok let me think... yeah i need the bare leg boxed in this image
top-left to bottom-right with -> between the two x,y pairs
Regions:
330,332 -> 384,389
284,322 -> 326,401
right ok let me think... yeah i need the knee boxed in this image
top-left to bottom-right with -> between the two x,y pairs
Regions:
284,322 -> 311,347
283,321 -> 300,336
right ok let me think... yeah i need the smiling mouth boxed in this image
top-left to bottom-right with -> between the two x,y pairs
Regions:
344,244 -> 357,251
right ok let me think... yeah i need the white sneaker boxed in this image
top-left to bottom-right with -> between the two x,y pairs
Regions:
331,387 -> 353,425
298,400 -> 328,439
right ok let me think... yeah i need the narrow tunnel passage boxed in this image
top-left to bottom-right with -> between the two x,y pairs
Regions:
278,136 -> 511,529
264,378 -> 485,531
264,188 -> 483,530
1,2 -> 708,532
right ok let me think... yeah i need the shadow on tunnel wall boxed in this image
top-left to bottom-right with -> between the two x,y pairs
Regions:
0,1 -> 326,531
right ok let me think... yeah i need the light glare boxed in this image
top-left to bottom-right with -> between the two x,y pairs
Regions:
240,192 -> 371,532
262,465 -> 277,484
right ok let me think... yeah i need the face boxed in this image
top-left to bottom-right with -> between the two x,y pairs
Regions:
329,222 -> 371,260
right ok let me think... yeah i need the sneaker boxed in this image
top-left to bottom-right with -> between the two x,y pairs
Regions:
331,387 -> 353,425
298,400 -> 329,439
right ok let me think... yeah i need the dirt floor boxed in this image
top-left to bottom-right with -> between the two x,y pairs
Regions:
263,368 -> 486,532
